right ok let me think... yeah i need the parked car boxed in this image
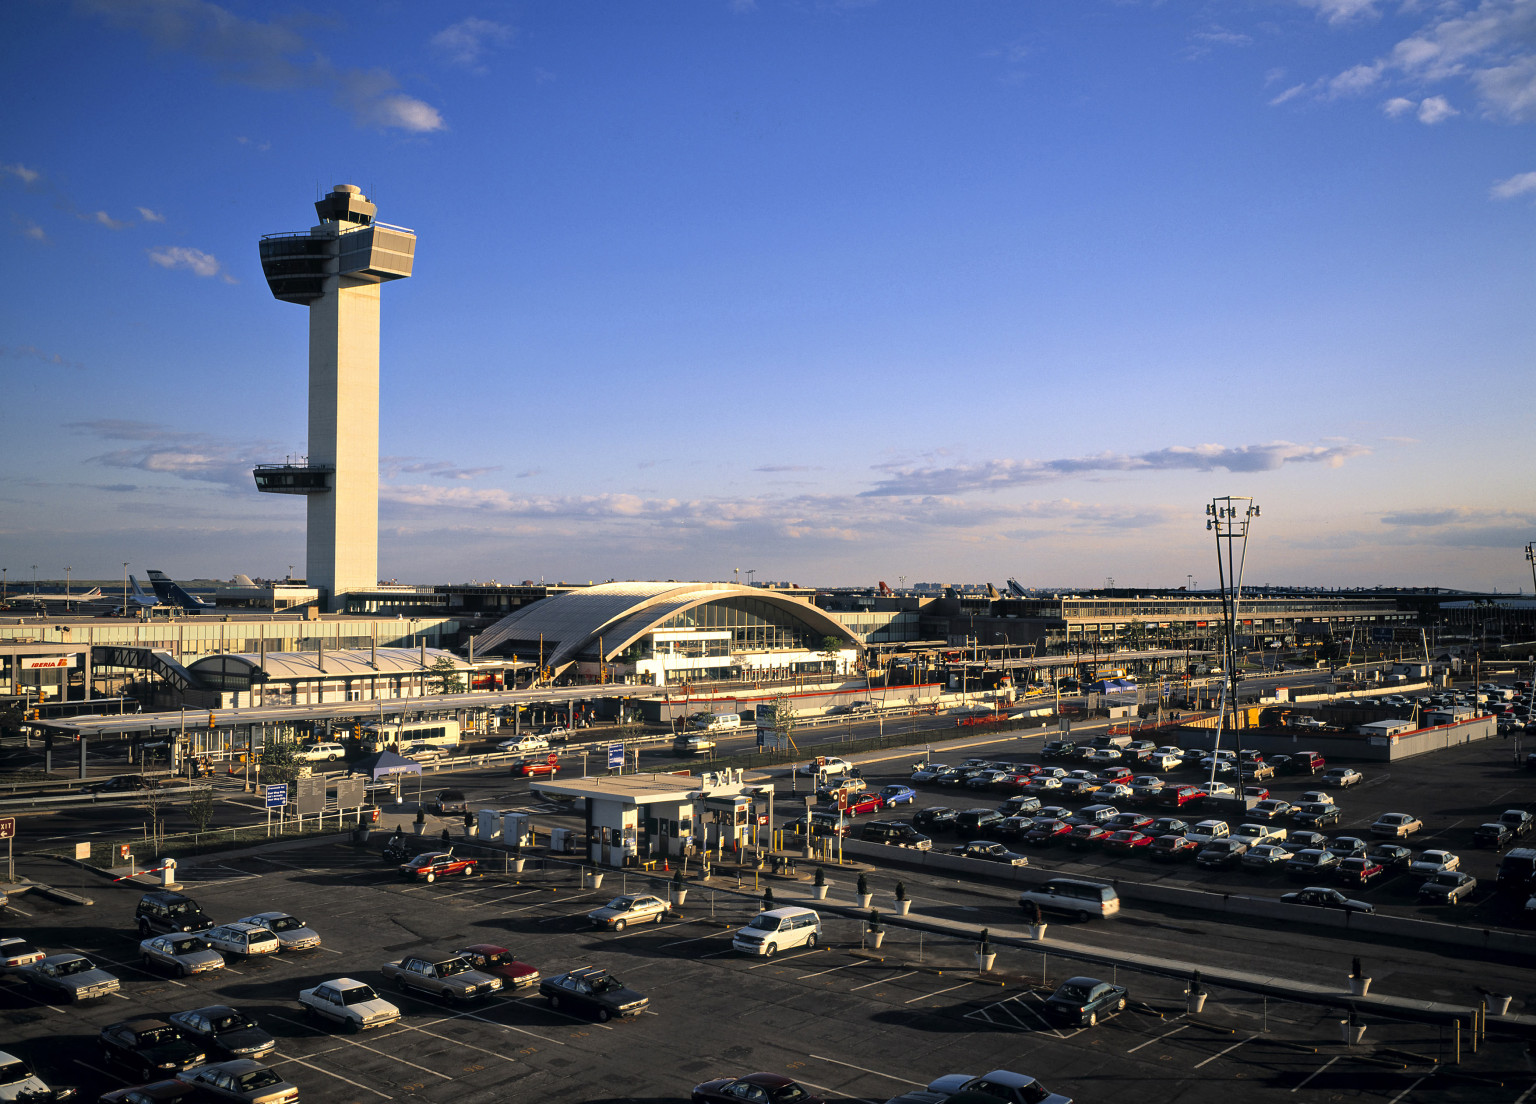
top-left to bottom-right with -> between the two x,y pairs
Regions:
1288,830 -> 1330,852
453,944 -> 539,989
399,851 -> 479,882
879,784 -> 917,806
587,893 -> 670,931
539,967 -> 648,1022
1043,976 -> 1129,1026
799,757 -> 854,777
1150,834 -> 1198,861
135,892 -> 213,937
1336,856 -> 1385,886
0,1050 -> 76,1104
909,763 -> 947,783
297,978 -> 401,1031
1149,817 -> 1189,837
173,1061 -> 298,1104
999,794 -> 1043,818
691,1074 -> 826,1104
1293,803 -> 1342,829
1185,820 -> 1230,846
83,774 -> 160,793
860,821 -> 933,849
17,953 -> 121,1003
234,913 -> 320,952
1473,822 -> 1514,849
912,807 -> 959,832
1499,809 -> 1535,837
1323,767 -> 1363,788
953,808 -> 1006,835
1065,824 -> 1110,850
1280,886 -> 1374,914
1299,790 -> 1333,806
1101,829 -> 1154,854
954,840 -> 1029,865
166,1006 -> 276,1060
1409,850 -> 1461,875
0,938 -> 44,972
139,934 -> 225,977
202,924 -> 281,960
1196,840 -> 1249,869
1251,800 -> 1294,822
1241,843 -> 1292,871
1325,836 -> 1369,861
1365,842 -> 1413,871
1285,850 -> 1341,878
1369,812 -> 1424,839
99,1019 -> 207,1083
1105,812 -> 1154,832
381,954 -> 503,1002
1023,819 -> 1072,846
1417,871 -> 1477,905
886,1071 -> 1072,1104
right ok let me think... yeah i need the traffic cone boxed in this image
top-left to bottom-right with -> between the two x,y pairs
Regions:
662,858 -> 669,872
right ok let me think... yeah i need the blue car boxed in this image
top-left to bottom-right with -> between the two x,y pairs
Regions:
880,784 -> 916,806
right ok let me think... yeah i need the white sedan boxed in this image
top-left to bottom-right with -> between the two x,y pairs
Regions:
298,978 -> 401,1031
1324,768 -> 1363,788
236,912 -> 321,952
202,924 -> 281,959
1408,849 -> 1461,875
798,756 -> 855,778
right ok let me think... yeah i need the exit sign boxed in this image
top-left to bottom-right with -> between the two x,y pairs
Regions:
0,818 -> 14,840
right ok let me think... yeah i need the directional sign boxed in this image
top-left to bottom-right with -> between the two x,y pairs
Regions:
264,783 -> 289,808
0,818 -> 14,840
607,743 -> 624,770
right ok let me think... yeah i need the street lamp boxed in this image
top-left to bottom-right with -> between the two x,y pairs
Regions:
122,563 -> 129,617
1204,497 -> 1260,797
65,566 -> 71,600
31,564 -> 38,596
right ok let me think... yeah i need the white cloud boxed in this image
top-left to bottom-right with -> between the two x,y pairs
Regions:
1382,96 -> 1417,116
90,210 -> 129,230
77,0 -> 446,133
1417,94 -> 1459,122
1,344 -> 84,370
137,206 -> 165,223
431,17 -> 514,70
1296,0 -> 1382,25
2,162 -> 41,185
147,245 -> 236,283
1269,82 -> 1311,105
14,216 -> 47,242
1328,62 -> 1382,96
68,419 -> 275,489
1491,169 -> 1536,197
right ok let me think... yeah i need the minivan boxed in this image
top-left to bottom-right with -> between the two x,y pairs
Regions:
731,907 -> 821,956
1016,878 -> 1120,921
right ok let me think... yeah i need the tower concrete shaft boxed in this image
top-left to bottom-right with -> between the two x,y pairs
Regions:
254,185 -> 415,609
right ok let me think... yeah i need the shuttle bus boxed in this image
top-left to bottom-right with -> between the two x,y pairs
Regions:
357,718 -> 461,753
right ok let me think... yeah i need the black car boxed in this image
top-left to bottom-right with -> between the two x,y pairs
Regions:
1473,823 -> 1513,849
1149,817 -> 1190,837
1280,886 -> 1373,914
912,807 -> 958,831
1293,803 -> 1343,829
135,892 -> 213,937
954,808 -> 1006,835
1365,842 -> 1412,870
1043,976 -> 1128,1026
1040,741 -> 1078,762
1289,830 -> 1330,852
998,794 -> 1042,818
539,967 -> 648,1022
99,1018 -> 208,1083
166,1006 -> 277,1060
83,775 -> 160,794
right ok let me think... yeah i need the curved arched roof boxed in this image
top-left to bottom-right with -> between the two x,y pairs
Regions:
475,581 -> 858,671
188,647 -> 465,681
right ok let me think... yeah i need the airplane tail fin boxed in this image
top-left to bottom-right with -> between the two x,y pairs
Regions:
130,575 -> 153,601
147,569 -> 211,612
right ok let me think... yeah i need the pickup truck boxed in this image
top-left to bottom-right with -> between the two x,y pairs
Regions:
379,955 -> 503,1003
1240,762 -> 1277,782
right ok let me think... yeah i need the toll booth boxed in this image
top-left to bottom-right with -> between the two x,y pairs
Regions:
701,793 -> 753,853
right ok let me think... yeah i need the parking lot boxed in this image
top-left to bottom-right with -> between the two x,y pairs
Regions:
6,834 -> 1536,1104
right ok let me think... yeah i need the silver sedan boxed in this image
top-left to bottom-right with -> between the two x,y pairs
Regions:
235,912 -> 321,952
140,934 -> 226,977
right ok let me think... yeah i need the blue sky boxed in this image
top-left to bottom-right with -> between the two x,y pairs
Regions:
2,0 -> 1532,592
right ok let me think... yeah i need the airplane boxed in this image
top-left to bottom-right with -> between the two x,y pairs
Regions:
12,587 -> 104,607
146,569 -> 217,614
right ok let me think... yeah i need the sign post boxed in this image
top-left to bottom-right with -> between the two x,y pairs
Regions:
607,742 -> 624,772
0,817 -> 13,884
265,783 -> 289,837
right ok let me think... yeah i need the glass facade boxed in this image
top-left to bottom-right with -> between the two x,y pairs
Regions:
652,597 -> 827,652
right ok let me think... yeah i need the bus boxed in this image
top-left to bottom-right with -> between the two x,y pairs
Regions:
357,718 -> 461,753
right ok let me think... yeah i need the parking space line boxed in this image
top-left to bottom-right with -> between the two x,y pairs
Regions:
1387,1075 -> 1433,1104
7,905 -> 32,917
1194,1033 -> 1260,1069
808,1055 -> 923,1087
747,950 -> 820,970
661,933 -> 722,948
794,1078 -> 877,1104
904,982 -> 973,1004
1291,1055 -> 1340,1092
270,1050 -> 393,1099
802,961 -> 863,980
272,1015 -> 451,1078
851,970 -> 915,991
1513,1080 -> 1536,1104
396,1020 -> 522,1062
1127,1024 -> 1187,1053
610,921 -> 689,940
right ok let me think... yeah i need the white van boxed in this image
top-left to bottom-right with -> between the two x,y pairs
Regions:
1016,878 -> 1120,921
296,741 -> 346,763
693,713 -> 742,732
731,906 -> 821,957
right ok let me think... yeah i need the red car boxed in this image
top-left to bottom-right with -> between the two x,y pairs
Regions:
1335,856 -> 1385,886
1067,824 -> 1110,849
1150,835 -> 1198,861
841,791 -> 884,817
1102,829 -> 1154,853
511,753 -> 560,777
1242,785 -> 1270,801
1096,766 -> 1134,784
692,1073 -> 825,1104
1160,785 -> 1204,808
455,944 -> 539,989
1025,818 -> 1072,845
398,851 -> 479,882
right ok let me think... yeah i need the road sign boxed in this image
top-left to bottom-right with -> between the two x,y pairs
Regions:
264,783 -> 289,808
607,743 -> 624,769
0,818 -> 13,839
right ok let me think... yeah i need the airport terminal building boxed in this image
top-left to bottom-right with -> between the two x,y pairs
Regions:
474,581 -> 860,685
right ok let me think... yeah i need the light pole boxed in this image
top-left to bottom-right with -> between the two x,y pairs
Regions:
65,566 -> 71,600
31,564 -> 38,596
122,563 -> 129,617
1205,496 -> 1260,798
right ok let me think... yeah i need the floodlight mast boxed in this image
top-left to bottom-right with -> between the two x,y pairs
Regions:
1204,496 -> 1260,797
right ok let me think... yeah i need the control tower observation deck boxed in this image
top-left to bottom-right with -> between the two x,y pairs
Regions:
254,185 -> 415,610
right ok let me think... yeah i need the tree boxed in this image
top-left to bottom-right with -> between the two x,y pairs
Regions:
258,736 -> 303,786
1124,618 -> 1147,650
818,636 -> 846,673
768,693 -> 798,750
427,656 -> 465,695
187,785 -> 216,833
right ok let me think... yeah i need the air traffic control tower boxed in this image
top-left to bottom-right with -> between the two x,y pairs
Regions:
253,186 -> 415,610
